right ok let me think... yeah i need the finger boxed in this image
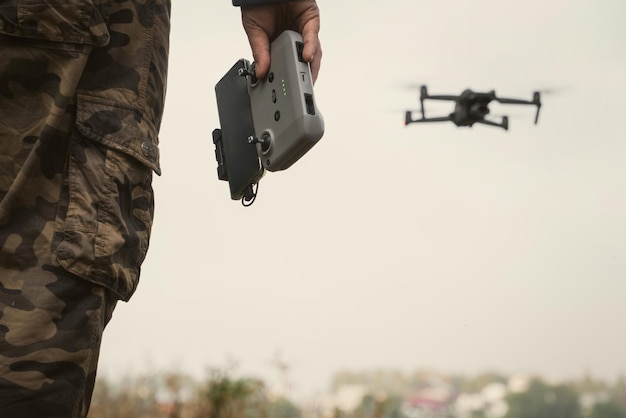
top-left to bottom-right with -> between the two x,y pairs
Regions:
245,27 -> 271,80
307,47 -> 321,84
301,26 -> 321,83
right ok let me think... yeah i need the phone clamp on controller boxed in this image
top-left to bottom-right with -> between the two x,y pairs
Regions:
213,59 -> 264,206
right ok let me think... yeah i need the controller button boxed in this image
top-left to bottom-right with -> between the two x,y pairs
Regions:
272,90 -> 277,103
274,111 -> 281,121
296,41 -> 305,63
268,72 -> 274,83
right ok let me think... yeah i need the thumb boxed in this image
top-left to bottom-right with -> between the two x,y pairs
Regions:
246,28 -> 271,80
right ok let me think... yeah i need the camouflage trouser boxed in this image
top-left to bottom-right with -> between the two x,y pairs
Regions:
0,0 -> 170,416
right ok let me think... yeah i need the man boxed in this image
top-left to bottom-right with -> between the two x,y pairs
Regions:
0,1 -> 321,416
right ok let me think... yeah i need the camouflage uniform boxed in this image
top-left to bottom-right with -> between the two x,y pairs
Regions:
0,0 -> 170,416
0,0 -> 295,416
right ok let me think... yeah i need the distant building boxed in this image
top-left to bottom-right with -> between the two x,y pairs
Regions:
455,379 -> 515,418
402,385 -> 456,418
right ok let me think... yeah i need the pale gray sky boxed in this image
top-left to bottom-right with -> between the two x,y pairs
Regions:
98,0 -> 626,398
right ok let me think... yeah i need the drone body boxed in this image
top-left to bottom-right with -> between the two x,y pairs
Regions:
405,86 -> 541,130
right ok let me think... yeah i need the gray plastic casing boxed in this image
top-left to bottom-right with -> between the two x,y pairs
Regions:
248,30 -> 324,171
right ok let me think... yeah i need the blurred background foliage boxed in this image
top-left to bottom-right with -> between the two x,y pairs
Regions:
87,366 -> 626,418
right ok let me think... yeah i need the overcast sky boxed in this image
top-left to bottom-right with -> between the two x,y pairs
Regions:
98,0 -> 626,399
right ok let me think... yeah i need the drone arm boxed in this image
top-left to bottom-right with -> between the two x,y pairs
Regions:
423,94 -> 460,101
494,97 -> 534,105
406,115 -> 454,126
496,92 -> 541,124
475,116 -> 508,130
496,97 -> 539,125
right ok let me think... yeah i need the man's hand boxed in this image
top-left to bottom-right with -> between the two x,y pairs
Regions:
240,0 -> 321,83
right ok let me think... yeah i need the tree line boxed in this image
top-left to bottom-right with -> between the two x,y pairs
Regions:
87,367 -> 626,418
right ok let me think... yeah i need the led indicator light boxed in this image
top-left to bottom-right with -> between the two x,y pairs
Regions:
282,79 -> 287,96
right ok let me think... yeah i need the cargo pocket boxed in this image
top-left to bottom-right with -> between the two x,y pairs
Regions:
55,94 -> 161,301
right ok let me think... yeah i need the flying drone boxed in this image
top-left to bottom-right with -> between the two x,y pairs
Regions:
405,86 -> 541,130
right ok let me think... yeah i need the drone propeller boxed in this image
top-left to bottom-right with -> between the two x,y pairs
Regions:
534,85 -> 568,96
392,81 -> 431,92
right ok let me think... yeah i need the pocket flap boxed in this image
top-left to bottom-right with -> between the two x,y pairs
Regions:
76,95 -> 161,175
0,1 -> 110,46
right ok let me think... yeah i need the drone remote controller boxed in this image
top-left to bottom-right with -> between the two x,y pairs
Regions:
247,30 -> 324,171
213,30 -> 324,204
